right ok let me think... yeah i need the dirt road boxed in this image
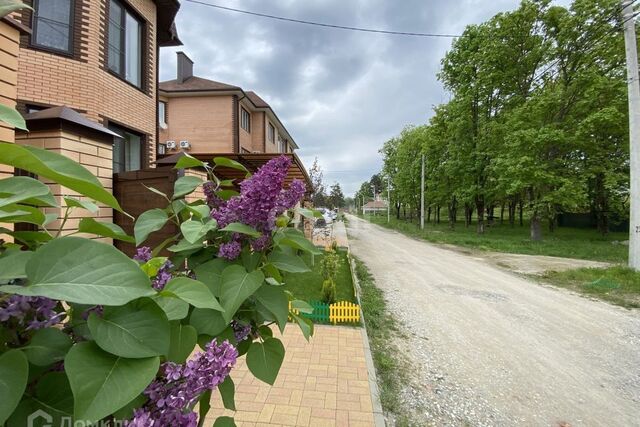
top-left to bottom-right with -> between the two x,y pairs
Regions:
346,215 -> 640,426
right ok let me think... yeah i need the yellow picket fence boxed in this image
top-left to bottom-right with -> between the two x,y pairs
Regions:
329,301 -> 360,324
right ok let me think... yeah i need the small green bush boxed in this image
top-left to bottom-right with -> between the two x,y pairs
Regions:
321,279 -> 337,304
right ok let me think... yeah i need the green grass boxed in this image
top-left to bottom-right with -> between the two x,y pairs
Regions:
354,256 -> 415,426
539,266 -> 640,308
283,248 -> 356,303
359,213 -> 628,263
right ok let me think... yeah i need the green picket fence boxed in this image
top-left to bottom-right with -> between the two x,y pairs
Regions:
301,300 -> 331,323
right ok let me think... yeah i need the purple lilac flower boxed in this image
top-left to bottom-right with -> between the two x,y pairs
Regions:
231,320 -> 251,342
0,295 -> 65,330
218,240 -> 242,260
126,340 -> 238,427
133,246 -> 152,262
152,260 -> 174,290
251,233 -> 271,252
210,156 -> 305,234
203,181 -> 223,209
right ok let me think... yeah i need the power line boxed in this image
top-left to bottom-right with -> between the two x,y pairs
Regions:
184,0 -> 461,38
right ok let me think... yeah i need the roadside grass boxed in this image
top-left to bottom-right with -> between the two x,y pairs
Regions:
538,266 -> 640,309
353,256 -> 414,426
358,213 -> 628,263
283,248 -> 356,303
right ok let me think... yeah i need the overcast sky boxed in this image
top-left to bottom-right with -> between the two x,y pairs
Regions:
159,0 -> 569,196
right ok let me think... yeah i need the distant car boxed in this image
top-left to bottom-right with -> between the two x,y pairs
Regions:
316,207 -> 333,224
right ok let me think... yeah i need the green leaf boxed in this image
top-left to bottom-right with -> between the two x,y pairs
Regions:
112,394 -> 147,423
267,251 -> 310,273
186,204 -> 210,219
64,196 -> 99,213
167,238 -> 204,253
78,218 -> 135,243
291,312 -> 314,341
0,103 -> 27,130
0,142 -> 121,211
198,390 -> 212,427
254,285 -> 288,333
246,337 -> 285,385
6,372 -> 73,427
173,176 -> 203,199
241,247 -> 262,271
0,176 -> 55,208
140,257 -> 168,277
88,298 -> 170,358
167,323 -> 197,363
193,258 -> 228,296
152,295 -> 189,320
189,308 -> 227,336
134,209 -> 168,246
265,277 -> 283,286
0,237 -> 154,305
180,218 -> 217,244
174,153 -> 206,169
0,248 -> 32,282
65,342 -> 159,423
262,263 -> 283,283
143,184 -> 168,199
0,349 -> 28,425
219,265 -> 265,322
213,416 -> 237,427
0,204 -> 47,225
220,222 -> 261,238
291,300 -> 313,314
216,189 -> 240,200
22,327 -> 73,366
276,229 -> 321,255
213,157 -> 249,173
161,277 -> 224,311
296,207 -> 323,219
218,376 -> 236,411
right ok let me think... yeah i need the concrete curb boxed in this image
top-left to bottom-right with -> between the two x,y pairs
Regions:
348,251 -> 386,427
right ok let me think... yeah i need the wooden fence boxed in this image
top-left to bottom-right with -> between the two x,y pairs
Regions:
289,300 -> 360,325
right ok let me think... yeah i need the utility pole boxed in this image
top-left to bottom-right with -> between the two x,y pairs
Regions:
623,0 -> 640,270
420,154 -> 425,230
387,176 -> 391,223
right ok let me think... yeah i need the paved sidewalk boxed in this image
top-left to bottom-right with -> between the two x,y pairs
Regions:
206,325 -> 376,427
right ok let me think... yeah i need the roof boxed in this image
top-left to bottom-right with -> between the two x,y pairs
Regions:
155,151 -> 312,190
245,91 -> 270,108
159,76 -> 241,92
363,200 -> 388,209
23,106 -> 120,138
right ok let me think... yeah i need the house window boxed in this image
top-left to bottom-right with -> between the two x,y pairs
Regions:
109,123 -> 143,174
158,101 -> 167,128
240,107 -> 251,133
277,136 -> 287,153
108,0 -> 143,88
268,123 -> 275,143
32,0 -> 74,54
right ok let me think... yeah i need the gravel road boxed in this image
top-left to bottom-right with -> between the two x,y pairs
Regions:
346,215 -> 640,426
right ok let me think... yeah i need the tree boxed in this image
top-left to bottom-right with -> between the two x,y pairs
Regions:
308,157 -> 327,207
328,182 -> 345,209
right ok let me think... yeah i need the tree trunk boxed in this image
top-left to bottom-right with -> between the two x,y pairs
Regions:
396,202 -> 401,220
427,206 -> 431,224
403,205 -> 406,219
518,199 -> 524,226
464,203 -> 471,227
476,197 -> 485,234
594,173 -> 609,235
436,205 -> 441,224
508,197 -> 515,227
548,213 -> 557,233
448,196 -> 457,230
530,212 -> 542,241
500,203 -> 505,225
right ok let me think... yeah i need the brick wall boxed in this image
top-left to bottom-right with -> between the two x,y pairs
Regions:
16,129 -> 113,242
160,95 -> 234,154
239,98 -> 252,153
16,0 -> 158,167
250,111 -> 266,153
0,20 -> 20,179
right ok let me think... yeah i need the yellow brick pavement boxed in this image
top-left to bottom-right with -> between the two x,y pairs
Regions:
207,324 -> 375,427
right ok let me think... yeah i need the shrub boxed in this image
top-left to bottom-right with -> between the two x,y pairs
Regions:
0,116 -> 320,425
321,279 -> 337,304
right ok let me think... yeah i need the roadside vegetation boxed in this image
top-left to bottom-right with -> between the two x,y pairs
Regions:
539,266 -> 640,309
354,257 -> 416,426
359,214 -> 628,263
283,249 -> 355,303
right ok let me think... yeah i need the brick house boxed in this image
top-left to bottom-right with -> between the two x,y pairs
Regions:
158,52 -> 298,156
5,0 -> 182,235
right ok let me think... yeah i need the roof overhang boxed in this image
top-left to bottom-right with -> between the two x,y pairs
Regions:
155,151 -> 312,190
155,0 -> 182,47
